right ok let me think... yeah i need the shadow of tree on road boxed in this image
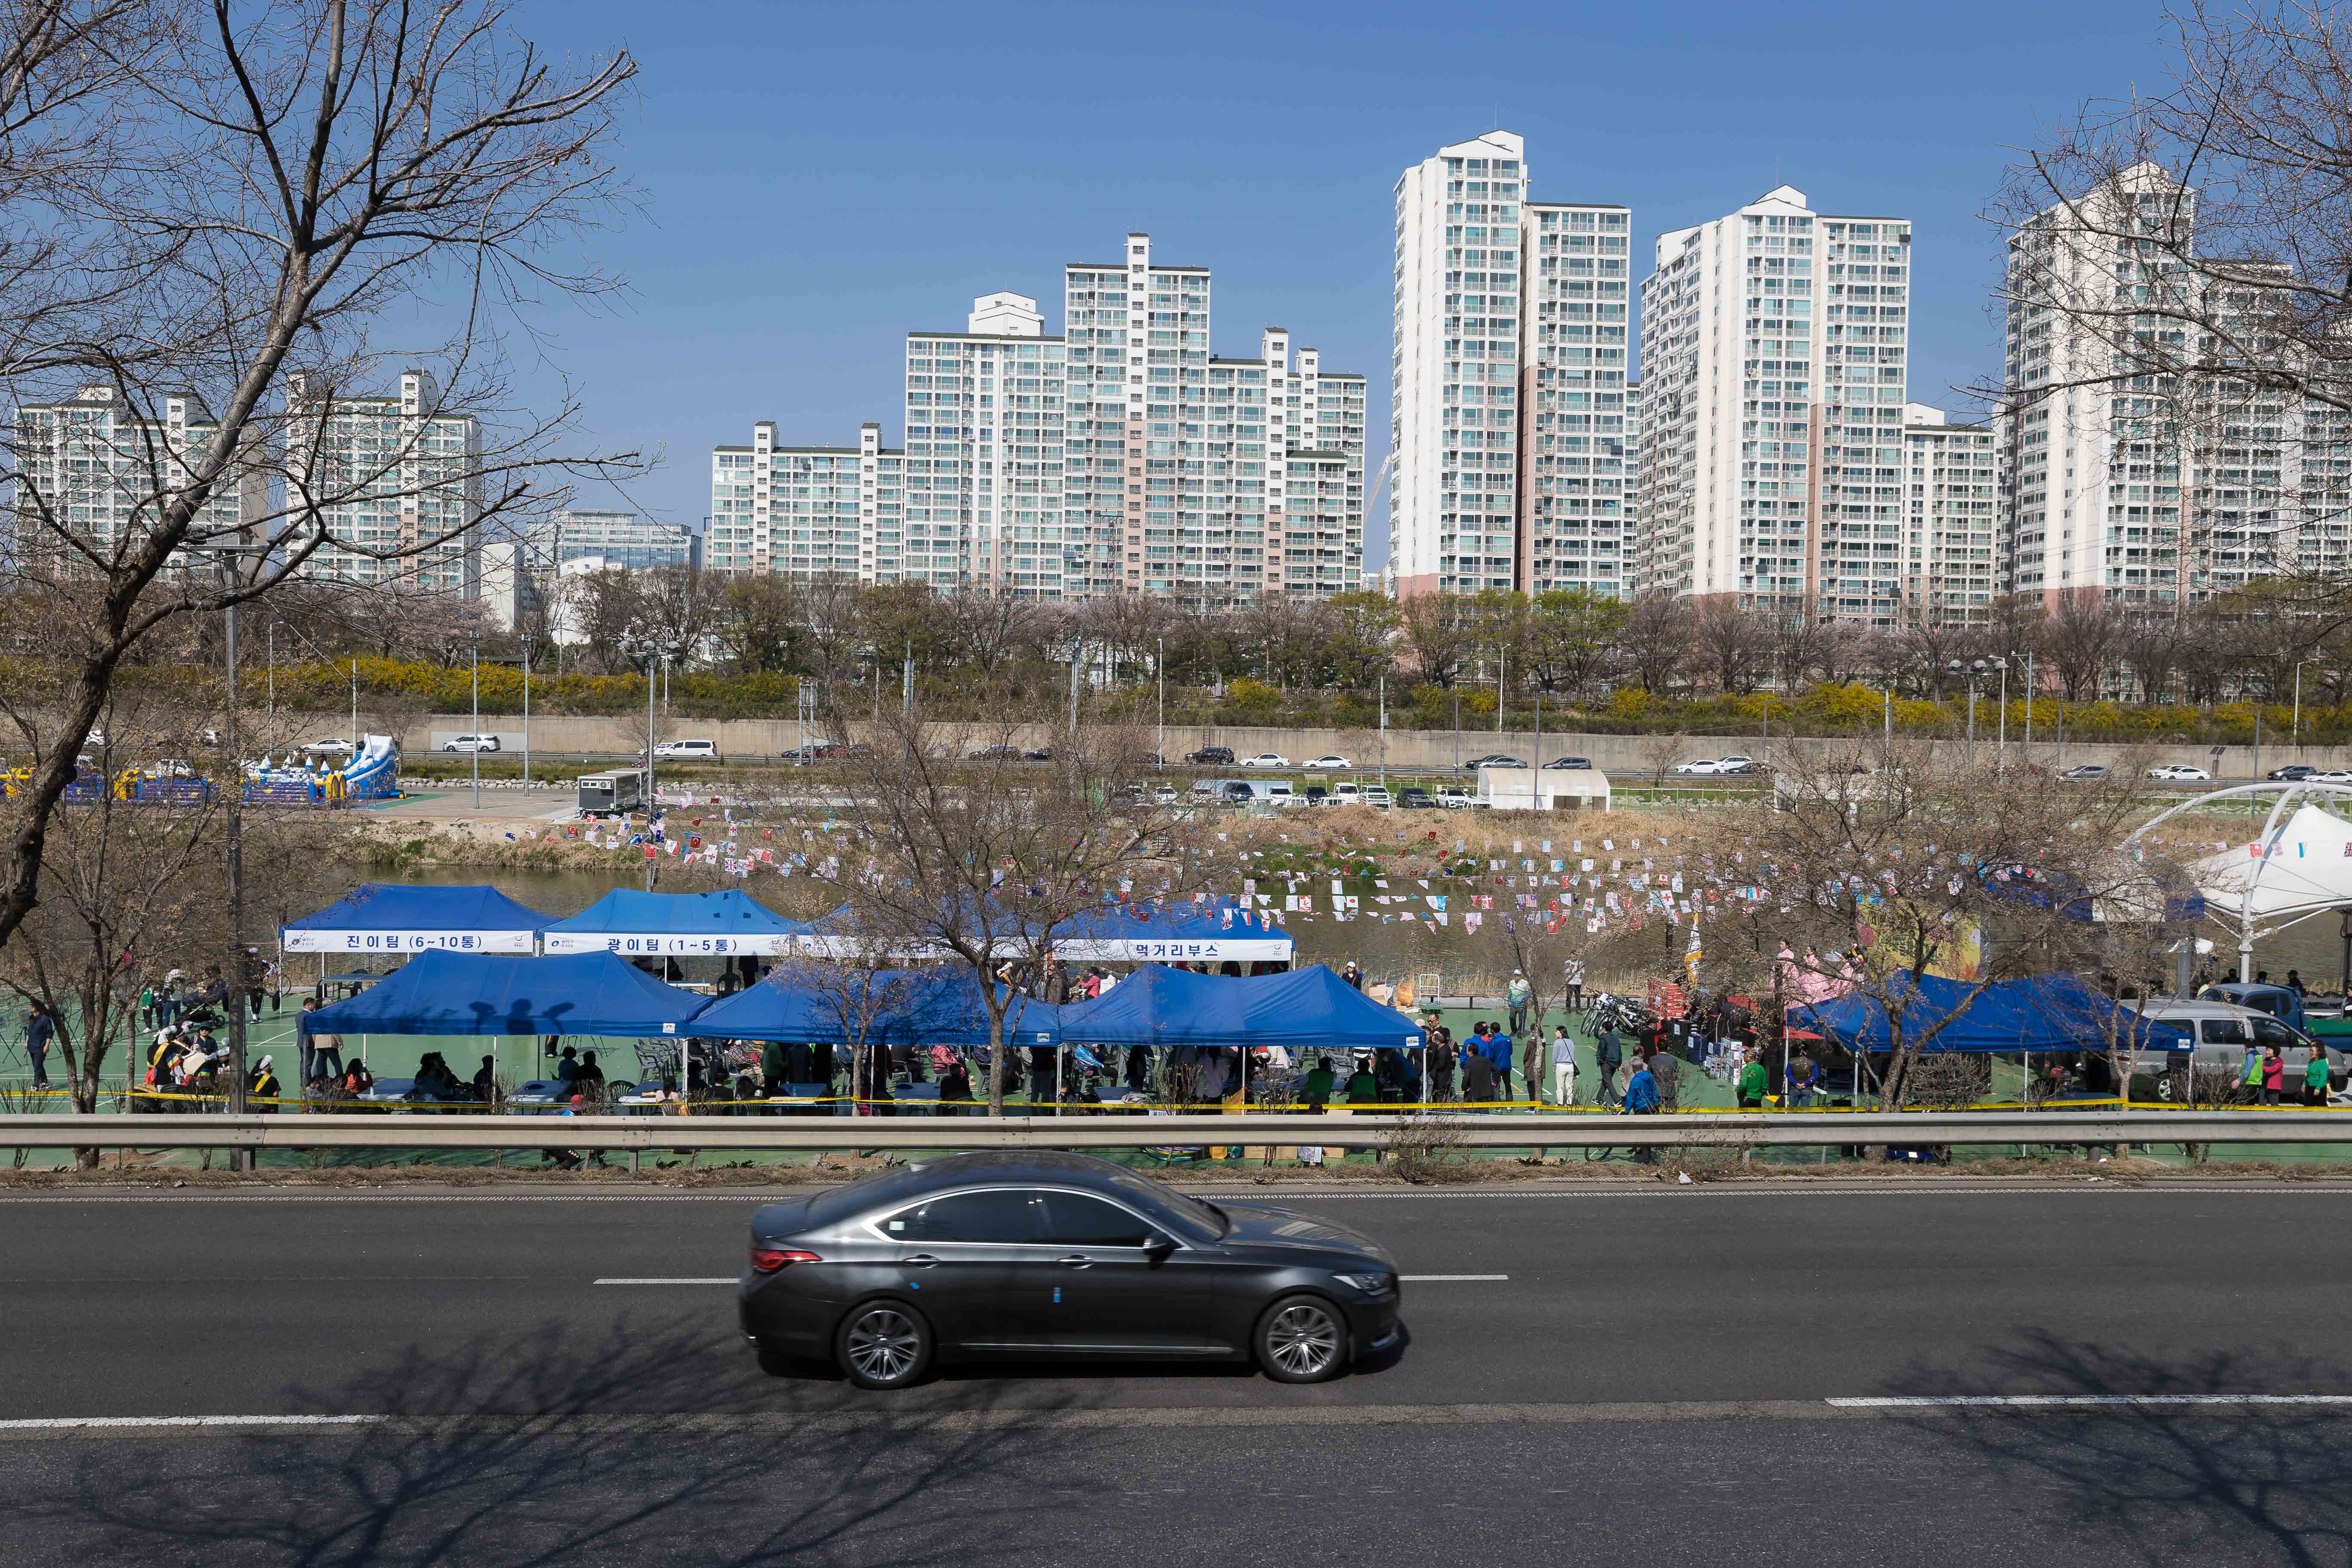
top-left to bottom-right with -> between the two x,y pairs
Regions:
19,1316 -> 1101,1565
1883,1330 -> 2352,1568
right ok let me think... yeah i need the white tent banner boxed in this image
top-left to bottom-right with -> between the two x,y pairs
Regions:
1052,936 -> 1295,962
2190,802 -> 2352,933
541,932 -> 797,956
280,929 -> 538,955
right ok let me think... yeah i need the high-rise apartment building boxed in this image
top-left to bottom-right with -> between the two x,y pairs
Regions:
1899,403 -> 2000,622
1635,186 -> 1911,620
710,422 -> 897,582
1390,133 -> 1630,598
12,386 -> 263,567
530,508 -> 702,573
288,370 -> 482,597
717,232 -> 1362,603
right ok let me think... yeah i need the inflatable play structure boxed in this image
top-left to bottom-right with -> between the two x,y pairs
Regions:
245,733 -> 400,805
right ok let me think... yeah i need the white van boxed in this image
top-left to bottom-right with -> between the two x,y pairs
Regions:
653,738 -> 720,761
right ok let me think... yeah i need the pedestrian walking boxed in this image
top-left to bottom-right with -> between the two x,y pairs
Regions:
1506,971 -> 1533,1037
1488,1022 -> 1523,1102
1593,1026 -> 1623,1108
1737,1047 -> 1768,1110
1548,1025 -> 1576,1106
24,1002 -> 52,1087
2263,1044 -> 2285,1106
2305,1046 -> 2333,1108
1426,1024 -> 1457,1102
1562,957 -> 1585,1013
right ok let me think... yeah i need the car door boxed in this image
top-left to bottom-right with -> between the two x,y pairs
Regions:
871,1187 -> 1039,1350
996,1189 -> 1217,1353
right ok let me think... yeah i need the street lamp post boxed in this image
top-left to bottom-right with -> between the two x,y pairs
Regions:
2295,658 -> 2318,753
1156,636 -> 1164,768
470,644 -> 481,812
1992,657 -> 2009,773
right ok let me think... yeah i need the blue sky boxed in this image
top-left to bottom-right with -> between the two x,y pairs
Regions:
500,0 -> 2179,564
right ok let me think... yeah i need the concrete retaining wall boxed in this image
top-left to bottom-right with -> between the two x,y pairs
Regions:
395,713 -> 2352,782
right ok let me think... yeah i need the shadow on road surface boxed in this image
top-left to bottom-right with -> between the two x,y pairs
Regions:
1886,1330 -> 2352,1568
19,1317 -> 1104,1565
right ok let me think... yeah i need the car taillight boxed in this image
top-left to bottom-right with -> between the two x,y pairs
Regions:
750,1248 -> 821,1273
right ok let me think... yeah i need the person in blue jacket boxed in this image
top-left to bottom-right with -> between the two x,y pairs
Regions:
1623,1055 -> 1660,1163
1486,1024 -> 1518,1101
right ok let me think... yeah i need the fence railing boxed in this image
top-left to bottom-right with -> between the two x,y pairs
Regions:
1,1109 -> 2347,1153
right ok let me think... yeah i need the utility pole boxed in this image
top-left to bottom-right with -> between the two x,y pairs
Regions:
470,644 -> 481,811
349,659 -> 357,751
643,647 -> 658,891
1378,674 -> 1387,788
219,554 -> 248,1166
522,643 -> 531,793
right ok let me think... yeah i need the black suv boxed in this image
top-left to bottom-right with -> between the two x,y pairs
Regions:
1187,745 -> 1235,765
1397,787 -> 1437,809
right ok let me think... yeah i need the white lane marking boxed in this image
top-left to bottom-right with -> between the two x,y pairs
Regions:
1828,1395 -> 2352,1409
0,1414 -> 386,1431
1400,1274 -> 1508,1281
593,1277 -> 733,1285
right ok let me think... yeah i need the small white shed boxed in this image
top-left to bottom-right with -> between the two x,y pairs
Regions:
1478,766 -> 1611,812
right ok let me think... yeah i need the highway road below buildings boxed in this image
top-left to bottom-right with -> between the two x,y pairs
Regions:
2,1183 -> 2347,1565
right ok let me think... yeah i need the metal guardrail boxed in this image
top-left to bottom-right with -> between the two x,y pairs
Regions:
1,1110 -> 2346,1152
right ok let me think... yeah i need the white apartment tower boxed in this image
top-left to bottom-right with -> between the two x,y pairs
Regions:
1635,186 -> 1911,620
1390,133 -> 1629,598
1391,131 -> 1528,597
722,232 -> 1362,602
288,370 -> 483,597
710,421 -> 899,582
1900,403 -> 2001,622
13,386 -> 263,567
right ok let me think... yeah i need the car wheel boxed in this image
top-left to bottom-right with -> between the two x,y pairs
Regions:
754,1340 -> 798,1378
835,1299 -> 933,1390
1254,1293 -> 1348,1384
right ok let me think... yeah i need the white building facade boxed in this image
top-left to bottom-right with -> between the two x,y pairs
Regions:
13,386 -> 263,567
715,233 -> 1361,603
530,508 -> 702,573
1899,403 -> 2001,623
1634,186 -> 1911,619
287,370 -> 483,597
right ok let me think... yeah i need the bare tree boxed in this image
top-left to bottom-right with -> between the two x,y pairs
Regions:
2044,588 -> 2126,701
1396,591 -> 1477,689
0,0 -> 640,954
803,698 -> 1210,1113
1620,591 -> 1688,694
1689,599 -> 1772,695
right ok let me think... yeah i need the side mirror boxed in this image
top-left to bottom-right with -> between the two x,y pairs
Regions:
1142,1232 -> 1177,1259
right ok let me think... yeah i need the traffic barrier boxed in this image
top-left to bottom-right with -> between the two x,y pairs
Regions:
0,1109 -> 2347,1152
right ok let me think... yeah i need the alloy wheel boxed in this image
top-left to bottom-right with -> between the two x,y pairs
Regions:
845,1308 -> 921,1384
1265,1302 -> 1342,1378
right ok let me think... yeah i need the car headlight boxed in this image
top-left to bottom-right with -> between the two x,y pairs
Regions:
1332,1271 -> 1396,1298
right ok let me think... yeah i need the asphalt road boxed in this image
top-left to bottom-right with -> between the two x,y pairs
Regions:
5,1185 -> 2351,1565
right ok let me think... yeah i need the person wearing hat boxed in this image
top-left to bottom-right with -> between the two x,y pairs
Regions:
1506,971 -> 1533,1038
1341,961 -> 1364,992
249,1055 -> 280,1112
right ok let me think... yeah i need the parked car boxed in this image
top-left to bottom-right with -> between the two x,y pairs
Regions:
1302,754 -> 1352,771
1238,752 -> 1290,769
1023,747 -> 1054,761
2059,763 -> 2110,780
1220,781 -> 1256,805
1359,785 -> 1394,809
1301,785 -> 1330,807
2147,763 -> 2213,782
1673,758 -> 1724,775
2268,763 -> 2319,781
1185,746 -> 1235,765
1543,756 -> 1593,770
1151,784 -> 1179,805
441,734 -> 500,753
1461,754 -> 1526,770
652,738 -> 719,761
1397,787 -> 1437,809
304,737 -> 355,759
1436,784 -> 1472,808
1332,781 -> 1362,802
1140,752 -> 1165,766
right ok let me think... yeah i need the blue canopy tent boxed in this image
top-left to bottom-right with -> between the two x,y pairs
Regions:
306,950 -> 713,1037
540,888 -> 810,956
681,965 -> 1065,1048
1056,963 -> 1424,1054
1053,900 -> 1295,965
1788,971 -> 2190,1054
280,883 -> 552,956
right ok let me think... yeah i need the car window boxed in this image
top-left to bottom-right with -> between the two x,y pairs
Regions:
2200,1018 -> 2249,1045
2252,1017 -> 2303,1047
879,1188 -> 1039,1243
1038,1191 -> 1159,1246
